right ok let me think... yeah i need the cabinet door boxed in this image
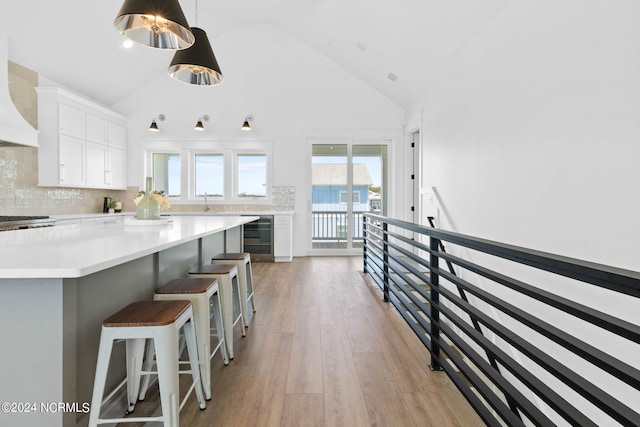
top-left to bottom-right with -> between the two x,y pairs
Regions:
107,147 -> 126,189
86,141 -> 107,187
58,135 -> 85,186
86,114 -> 108,144
58,104 -> 84,139
274,215 -> 292,261
107,122 -> 127,149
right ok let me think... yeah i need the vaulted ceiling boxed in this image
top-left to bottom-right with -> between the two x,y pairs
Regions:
0,0 -> 512,109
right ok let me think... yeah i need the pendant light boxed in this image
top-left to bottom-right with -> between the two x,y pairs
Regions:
167,0 -> 223,86
114,0 -> 194,50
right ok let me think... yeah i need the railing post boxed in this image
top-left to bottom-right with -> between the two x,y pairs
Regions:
429,235 -> 443,371
363,215 -> 368,274
383,221 -> 390,302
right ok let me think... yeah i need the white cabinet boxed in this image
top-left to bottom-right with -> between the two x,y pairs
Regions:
274,214 -> 293,262
58,104 -> 84,139
85,114 -> 108,144
108,122 -> 126,149
59,135 -> 85,186
37,87 -> 127,189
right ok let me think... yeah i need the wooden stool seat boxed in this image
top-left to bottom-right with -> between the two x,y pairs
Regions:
156,278 -> 215,295
190,263 -> 236,275
103,300 -> 191,327
211,252 -> 248,261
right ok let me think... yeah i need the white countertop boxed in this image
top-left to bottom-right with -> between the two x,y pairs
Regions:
0,216 -> 258,279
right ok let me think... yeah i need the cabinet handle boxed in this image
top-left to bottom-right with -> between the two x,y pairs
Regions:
105,170 -> 112,185
60,164 -> 65,182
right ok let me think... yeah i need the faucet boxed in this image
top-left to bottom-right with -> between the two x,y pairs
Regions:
204,193 -> 210,212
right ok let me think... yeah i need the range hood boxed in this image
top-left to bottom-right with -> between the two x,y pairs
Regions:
0,32 -> 38,147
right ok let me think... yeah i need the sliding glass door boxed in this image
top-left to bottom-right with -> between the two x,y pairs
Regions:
311,143 -> 387,252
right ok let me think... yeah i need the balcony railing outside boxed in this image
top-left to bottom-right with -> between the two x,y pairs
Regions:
312,210 -> 366,241
363,213 -> 640,427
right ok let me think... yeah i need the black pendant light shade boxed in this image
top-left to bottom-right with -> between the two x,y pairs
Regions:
114,0 -> 195,50
168,27 -> 223,86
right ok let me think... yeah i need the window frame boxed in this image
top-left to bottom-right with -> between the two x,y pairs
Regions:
142,140 -> 273,205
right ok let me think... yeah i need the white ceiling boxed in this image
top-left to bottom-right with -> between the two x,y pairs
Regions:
0,0 -> 513,109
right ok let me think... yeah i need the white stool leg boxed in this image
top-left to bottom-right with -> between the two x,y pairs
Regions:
217,275 -> 236,359
235,261 -> 250,325
232,275 -> 247,336
154,329 -> 180,427
125,338 -> 146,412
88,330 -> 114,427
138,339 -> 155,401
191,295 -> 212,400
246,259 -> 256,313
183,317 -> 206,409
211,292 -> 229,365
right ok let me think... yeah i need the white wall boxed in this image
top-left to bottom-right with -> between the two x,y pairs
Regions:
410,0 -> 640,270
114,23 -> 404,256
407,1 -> 640,423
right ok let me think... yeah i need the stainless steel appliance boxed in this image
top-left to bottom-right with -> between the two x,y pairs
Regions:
0,216 -> 56,231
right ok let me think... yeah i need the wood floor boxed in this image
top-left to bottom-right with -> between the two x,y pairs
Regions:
124,256 -> 484,427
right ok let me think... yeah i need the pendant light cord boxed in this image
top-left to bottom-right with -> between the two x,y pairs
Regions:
195,0 -> 198,26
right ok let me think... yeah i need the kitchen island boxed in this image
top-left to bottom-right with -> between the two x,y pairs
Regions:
0,215 -> 258,427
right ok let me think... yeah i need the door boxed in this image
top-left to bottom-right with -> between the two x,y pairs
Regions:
311,142 -> 388,253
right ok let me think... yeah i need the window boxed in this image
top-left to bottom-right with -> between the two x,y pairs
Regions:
144,141 -> 272,204
152,153 -> 180,197
237,154 -> 267,198
195,154 -> 224,197
339,191 -> 360,204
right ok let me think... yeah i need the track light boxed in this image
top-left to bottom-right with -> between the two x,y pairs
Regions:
195,115 -> 209,131
241,115 -> 253,131
148,114 -> 165,132
113,0 -> 194,50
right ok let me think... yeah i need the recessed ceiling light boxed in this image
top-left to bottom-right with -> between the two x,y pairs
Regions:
122,39 -> 134,49
356,42 -> 367,52
387,73 -> 398,82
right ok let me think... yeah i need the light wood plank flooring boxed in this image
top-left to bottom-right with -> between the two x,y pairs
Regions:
122,256 -> 484,426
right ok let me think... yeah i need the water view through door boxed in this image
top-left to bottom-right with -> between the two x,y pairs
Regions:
311,143 -> 387,251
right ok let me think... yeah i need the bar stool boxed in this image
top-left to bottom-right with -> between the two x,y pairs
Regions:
211,252 -> 256,325
189,264 -> 246,359
88,300 -> 205,427
142,278 -> 229,401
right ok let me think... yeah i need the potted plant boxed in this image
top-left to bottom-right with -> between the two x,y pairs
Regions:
107,200 -> 118,214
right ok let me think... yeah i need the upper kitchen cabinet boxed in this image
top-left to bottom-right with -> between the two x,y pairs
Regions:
36,87 -> 128,189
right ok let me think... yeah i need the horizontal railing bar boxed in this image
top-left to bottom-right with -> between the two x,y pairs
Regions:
436,249 -> 640,343
437,266 -> 640,391
438,355 -> 505,427
385,289 -> 431,350
436,319 -> 555,426
436,329 -> 526,427
365,214 -> 640,298
435,267 -> 640,426
437,292 -> 598,427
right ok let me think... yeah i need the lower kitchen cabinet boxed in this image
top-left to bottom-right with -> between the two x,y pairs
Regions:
274,214 -> 293,262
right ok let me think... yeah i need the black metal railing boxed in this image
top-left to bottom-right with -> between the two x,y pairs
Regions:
363,213 -> 640,427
